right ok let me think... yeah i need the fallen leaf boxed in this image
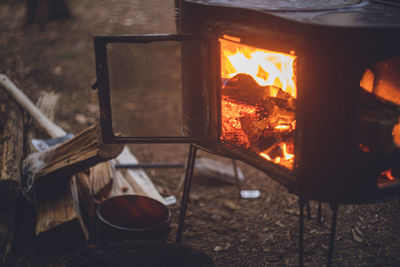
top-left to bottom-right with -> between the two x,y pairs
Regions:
214,246 -> 224,252
224,200 -> 238,211
352,227 -> 366,243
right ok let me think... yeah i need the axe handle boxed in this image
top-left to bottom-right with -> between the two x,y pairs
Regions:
0,74 -> 67,138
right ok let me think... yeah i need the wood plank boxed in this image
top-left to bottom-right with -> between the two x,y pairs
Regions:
0,91 -> 23,201
114,147 -> 165,204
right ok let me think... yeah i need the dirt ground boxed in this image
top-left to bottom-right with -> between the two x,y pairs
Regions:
1,0 -> 400,266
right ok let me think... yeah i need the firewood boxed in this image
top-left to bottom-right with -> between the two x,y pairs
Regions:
110,168 -> 136,197
113,146 -> 165,204
35,176 -> 89,248
222,74 -> 268,105
359,90 -> 400,154
75,161 -> 114,226
0,91 -> 23,201
238,95 -> 295,152
22,124 -> 123,193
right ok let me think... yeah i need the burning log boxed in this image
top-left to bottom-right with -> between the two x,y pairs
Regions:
238,97 -> 295,152
23,124 -> 123,193
221,73 -> 296,154
222,74 -> 266,105
222,74 -> 283,106
0,91 -> 23,201
359,90 -> 400,154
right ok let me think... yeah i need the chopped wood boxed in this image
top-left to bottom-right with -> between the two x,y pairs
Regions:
0,91 -> 23,201
22,124 -> 123,193
110,168 -> 136,197
113,146 -> 165,204
75,161 -> 114,227
35,176 -> 88,247
76,161 -> 113,204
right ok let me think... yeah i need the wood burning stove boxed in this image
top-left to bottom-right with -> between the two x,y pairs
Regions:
93,0 -> 400,265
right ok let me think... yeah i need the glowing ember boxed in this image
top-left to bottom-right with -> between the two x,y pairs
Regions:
381,169 -> 395,181
220,36 -> 297,170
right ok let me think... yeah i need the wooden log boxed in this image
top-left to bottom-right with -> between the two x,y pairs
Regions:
222,74 -> 267,105
22,124 -> 123,193
0,91 -> 23,201
35,176 -> 88,249
75,161 -> 114,231
359,90 -> 400,154
113,146 -> 165,204
110,168 -> 136,197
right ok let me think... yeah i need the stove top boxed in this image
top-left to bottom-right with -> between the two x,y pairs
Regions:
184,0 -> 400,27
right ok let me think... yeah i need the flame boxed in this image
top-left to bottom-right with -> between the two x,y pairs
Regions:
259,143 -> 294,169
220,38 -> 297,98
219,36 -> 297,170
381,169 -> 395,181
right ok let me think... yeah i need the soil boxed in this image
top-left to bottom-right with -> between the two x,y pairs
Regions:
1,0 -> 400,266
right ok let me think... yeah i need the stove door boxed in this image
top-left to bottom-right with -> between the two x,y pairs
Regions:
94,34 -> 211,144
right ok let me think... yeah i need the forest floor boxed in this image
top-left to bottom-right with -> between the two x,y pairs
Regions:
1,0 -> 400,266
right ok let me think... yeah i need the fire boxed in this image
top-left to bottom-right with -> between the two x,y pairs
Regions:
260,143 -> 294,169
381,169 -> 395,181
219,36 -> 297,170
220,37 -> 297,98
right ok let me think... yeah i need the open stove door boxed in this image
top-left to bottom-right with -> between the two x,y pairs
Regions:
94,34 -> 211,144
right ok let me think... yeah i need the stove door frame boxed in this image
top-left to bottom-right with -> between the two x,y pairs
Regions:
94,34 -> 213,144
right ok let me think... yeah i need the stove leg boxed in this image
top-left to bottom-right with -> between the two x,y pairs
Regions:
176,144 -> 197,243
231,159 -> 241,199
318,201 -> 323,223
327,203 -> 339,267
298,198 -> 306,267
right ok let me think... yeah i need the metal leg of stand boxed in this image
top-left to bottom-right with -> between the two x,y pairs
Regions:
231,159 -> 242,199
299,198 -> 306,267
327,203 -> 339,267
318,201 -> 323,223
176,144 -> 197,243
306,201 -> 311,219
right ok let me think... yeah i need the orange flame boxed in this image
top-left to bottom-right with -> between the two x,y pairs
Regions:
381,169 -> 395,181
259,143 -> 294,169
220,36 -> 297,170
220,37 -> 297,98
